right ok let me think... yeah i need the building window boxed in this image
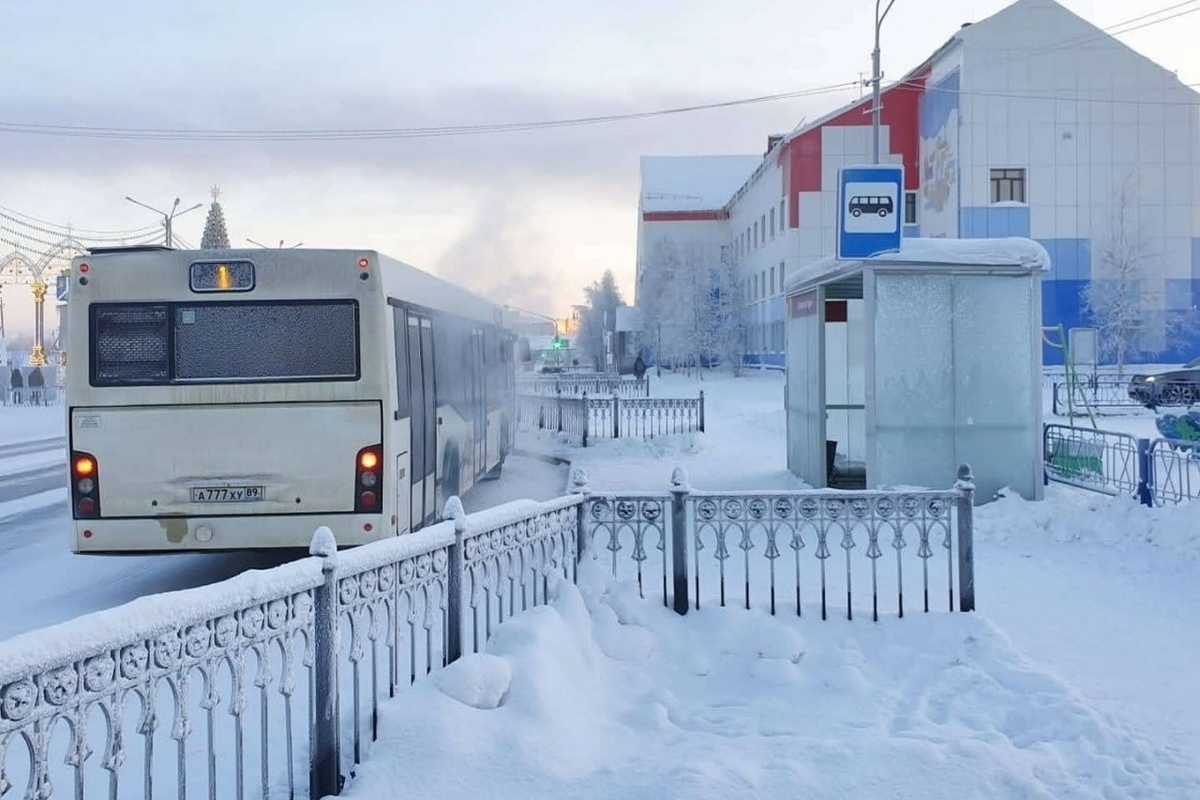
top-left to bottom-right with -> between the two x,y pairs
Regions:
990,168 -> 1026,203
779,260 -> 785,292
770,208 -> 776,238
779,199 -> 785,230
904,191 -> 918,225
770,266 -> 776,295
760,214 -> 767,243
760,271 -> 766,298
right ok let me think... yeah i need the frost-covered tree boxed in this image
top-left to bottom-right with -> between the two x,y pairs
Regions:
200,185 -> 231,249
1083,175 -> 1152,376
637,239 -> 744,376
577,270 -> 623,370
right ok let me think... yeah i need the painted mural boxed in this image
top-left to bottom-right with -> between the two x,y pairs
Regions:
918,69 -> 961,238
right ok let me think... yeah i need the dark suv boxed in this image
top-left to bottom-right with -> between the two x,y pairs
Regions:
1128,357 -> 1200,407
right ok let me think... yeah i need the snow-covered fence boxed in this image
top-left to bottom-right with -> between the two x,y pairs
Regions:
517,375 -> 649,398
1051,379 -> 1142,415
1042,423 -> 1200,506
578,465 -> 976,621
518,393 -> 705,447
587,395 -> 705,441
0,495 -> 582,799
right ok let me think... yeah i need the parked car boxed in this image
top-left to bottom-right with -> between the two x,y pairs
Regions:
1128,357 -> 1200,407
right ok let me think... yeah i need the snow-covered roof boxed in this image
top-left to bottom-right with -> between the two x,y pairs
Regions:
785,237 -> 1051,295
639,155 -> 761,212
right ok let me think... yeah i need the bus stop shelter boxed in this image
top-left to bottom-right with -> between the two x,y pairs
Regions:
783,237 -> 1048,502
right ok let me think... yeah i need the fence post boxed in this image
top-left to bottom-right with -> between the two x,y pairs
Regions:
308,527 -> 343,798
698,391 -> 706,433
613,395 -> 620,439
954,464 -> 975,613
582,393 -> 589,447
669,466 -> 690,615
1136,438 -> 1154,507
444,497 -> 467,664
1052,382 -> 1060,416
569,467 -> 590,570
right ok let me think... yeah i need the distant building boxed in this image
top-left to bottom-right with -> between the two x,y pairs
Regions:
636,0 -> 1200,366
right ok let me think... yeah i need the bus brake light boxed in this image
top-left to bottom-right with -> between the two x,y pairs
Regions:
71,451 -> 101,519
355,445 -> 383,514
74,456 -> 95,476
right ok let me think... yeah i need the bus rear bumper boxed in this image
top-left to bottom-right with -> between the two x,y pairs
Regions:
71,513 -> 390,554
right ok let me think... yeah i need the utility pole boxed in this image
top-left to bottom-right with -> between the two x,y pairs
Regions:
871,0 -> 897,164
125,196 -> 202,247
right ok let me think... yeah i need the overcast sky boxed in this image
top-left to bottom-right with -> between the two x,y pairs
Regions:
1,0 -> 1196,331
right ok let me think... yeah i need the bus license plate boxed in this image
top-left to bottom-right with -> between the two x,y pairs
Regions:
191,485 -> 264,503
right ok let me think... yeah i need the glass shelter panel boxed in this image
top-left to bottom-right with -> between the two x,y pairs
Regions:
951,274 -> 1038,500
872,273 -> 955,489
785,290 -> 825,486
824,298 -> 866,487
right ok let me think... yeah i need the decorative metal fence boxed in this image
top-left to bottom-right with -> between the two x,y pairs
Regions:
0,387 -> 63,407
518,393 -> 705,446
1042,423 -> 1200,506
1051,380 -> 1142,415
578,464 -> 976,621
0,466 -> 981,799
516,376 -> 649,399
0,495 -> 581,800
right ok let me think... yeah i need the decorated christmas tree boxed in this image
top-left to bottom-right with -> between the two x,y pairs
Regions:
200,184 -> 231,249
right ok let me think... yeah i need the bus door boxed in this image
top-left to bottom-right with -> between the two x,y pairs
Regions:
393,307 -> 412,534
472,327 -> 487,476
406,313 -> 437,530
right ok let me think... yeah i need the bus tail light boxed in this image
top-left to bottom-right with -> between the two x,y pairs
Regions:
71,451 -> 101,519
355,445 -> 382,513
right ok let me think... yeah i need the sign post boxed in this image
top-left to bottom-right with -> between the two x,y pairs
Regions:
837,165 -> 904,260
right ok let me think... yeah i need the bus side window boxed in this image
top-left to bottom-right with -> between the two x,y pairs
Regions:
393,306 -> 411,419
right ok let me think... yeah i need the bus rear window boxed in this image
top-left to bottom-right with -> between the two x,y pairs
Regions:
91,300 -> 359,386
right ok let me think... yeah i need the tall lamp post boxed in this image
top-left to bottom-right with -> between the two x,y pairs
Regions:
503,304 -> 562,365
124,196 -> 202,247
870,0 -> 898,164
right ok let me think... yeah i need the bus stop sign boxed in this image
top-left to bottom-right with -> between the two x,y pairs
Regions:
837,164 -> 904,260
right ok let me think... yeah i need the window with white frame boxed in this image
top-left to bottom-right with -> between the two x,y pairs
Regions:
779,198 -> 785,230
770,208 -> 775,238
769,266 -> 775,295
989,168 -> 1027,203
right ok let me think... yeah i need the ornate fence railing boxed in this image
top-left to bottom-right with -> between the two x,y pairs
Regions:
516,376 -> 649,399
518,393 -> 705,446
1041,423 -> 1200,506
0,466 -> 981,799
578,465 -> 976,621
0,495 -> 582,800
0,386 -> 63,407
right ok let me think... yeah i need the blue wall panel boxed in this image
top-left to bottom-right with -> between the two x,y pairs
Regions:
960,205 -> 1031,238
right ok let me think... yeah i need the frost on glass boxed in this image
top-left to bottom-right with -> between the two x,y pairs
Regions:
174,301 -> 358,381
952,274 -> 1037,500
786,308 -> 824,485
873,273 -> 954,489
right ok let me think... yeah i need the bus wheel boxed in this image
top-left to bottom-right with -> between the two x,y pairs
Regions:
443,446 -> 462,500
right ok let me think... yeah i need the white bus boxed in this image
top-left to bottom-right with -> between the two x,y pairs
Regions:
64,246 -> 516,554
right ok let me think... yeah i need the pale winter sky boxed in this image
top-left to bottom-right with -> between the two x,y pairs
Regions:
0,0 -> 1197,332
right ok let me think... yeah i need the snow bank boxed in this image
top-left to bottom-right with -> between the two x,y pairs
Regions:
345,560 -> 1199,798
0,406 -> 64,446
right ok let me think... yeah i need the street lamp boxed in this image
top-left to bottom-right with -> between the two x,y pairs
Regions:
503,304 -> 563,363
246,238 -> 303,249
124,196 -> 202,247
870,0 -> 898,164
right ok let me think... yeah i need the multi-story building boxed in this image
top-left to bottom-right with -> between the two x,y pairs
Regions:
635,0 -> 1200,365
